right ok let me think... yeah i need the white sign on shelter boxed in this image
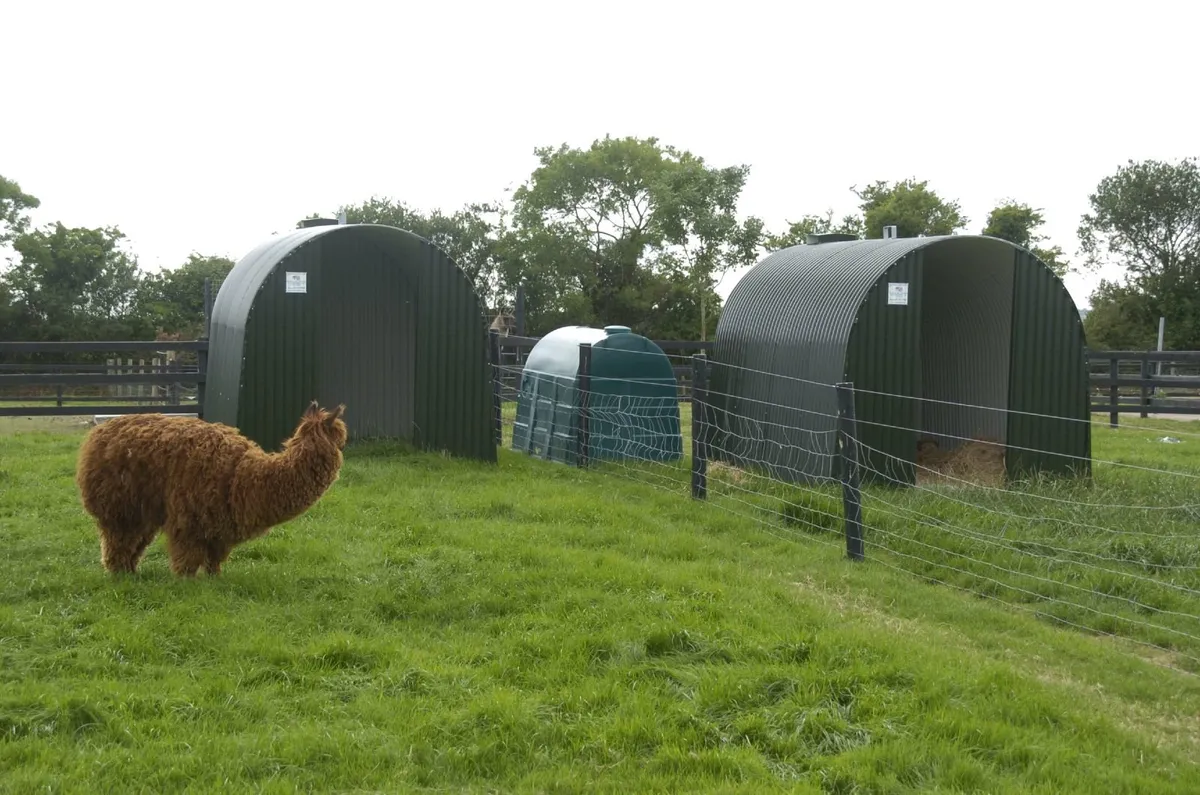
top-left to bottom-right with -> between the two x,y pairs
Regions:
887,282 -> 909,306
285,272 -> 307,294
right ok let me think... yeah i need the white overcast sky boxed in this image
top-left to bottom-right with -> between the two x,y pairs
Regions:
3,0 -> 1194,309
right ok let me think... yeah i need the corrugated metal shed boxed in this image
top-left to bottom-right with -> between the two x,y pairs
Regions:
707,235 -> 1090,486
206,223 -> 495,462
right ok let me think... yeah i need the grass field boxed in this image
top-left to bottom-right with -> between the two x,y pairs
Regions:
2,413 -> 1200,792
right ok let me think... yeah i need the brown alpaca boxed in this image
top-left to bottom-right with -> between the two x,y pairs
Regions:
75,401 -> 347,577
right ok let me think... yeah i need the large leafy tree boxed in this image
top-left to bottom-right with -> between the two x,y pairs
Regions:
0,175 -> 39,244
854,178 -> 967,239
137,253 -> 235,338
0,175 -> 40,338
1077,157 -> 1200,349
316,197 -> 506,308
0,278 -> 19,341
1078,157 -> 1200,285
768,178 -> 965,250
5,222 -> 153,341
1083,280 -> 1157,350
982,200 -> 1069,276
505,135 -> 766,339
766,209 -> 863,250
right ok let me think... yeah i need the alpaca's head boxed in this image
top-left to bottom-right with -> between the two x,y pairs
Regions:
297,401 -> 348,450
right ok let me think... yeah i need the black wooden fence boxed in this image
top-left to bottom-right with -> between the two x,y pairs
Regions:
0,340 -> 208,418
4,333 -> 1200,428
1088,350 -> 1200,426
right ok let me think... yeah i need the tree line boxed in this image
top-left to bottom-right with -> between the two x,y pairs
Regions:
2,138 -> 1197,348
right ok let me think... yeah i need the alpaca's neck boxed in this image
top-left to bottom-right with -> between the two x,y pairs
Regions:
230,437 -> 342,535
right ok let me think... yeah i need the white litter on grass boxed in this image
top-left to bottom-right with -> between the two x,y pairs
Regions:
91,414 -> 197,425
1158,436 -> 1182,444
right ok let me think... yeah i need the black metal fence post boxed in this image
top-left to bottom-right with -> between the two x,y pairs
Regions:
167,358 -> 180,406
202,277 -> 214,339
489,329 -> 502,446
196,345 -> 208,419
835,382 -> 865,561
577,342 -> 592,468
197,277 -> 212,420
1139,355 -> 1150,418
1109,356 -> 1120,428
514,283 -> 526,337
691,353 -> 708,499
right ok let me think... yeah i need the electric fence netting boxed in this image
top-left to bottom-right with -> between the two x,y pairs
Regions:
492,346 -> 1200,677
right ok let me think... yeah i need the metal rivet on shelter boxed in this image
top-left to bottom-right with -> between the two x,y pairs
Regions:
513,325 -> 683,465
707,234 -> 1091,486
205,222 -> 495,462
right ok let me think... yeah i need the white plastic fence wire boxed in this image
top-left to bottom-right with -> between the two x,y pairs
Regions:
552,344 -> 1200,442
492,358 -> 1200,676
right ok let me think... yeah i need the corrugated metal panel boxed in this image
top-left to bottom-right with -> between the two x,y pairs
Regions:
1007,249 -> 1091,478
916,237 -> 1014,465
710,235 -> 1090,486
242,241 -> 320,451
845,250 -> 924,486
316,231 -> 415,440
205,224 -> 494,462
206,227 -> 328,431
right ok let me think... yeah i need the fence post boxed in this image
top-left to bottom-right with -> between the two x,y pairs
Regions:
1139,355 -> 1150,419
489,329 -> 502,446
835,382 -> 865,562
203,277 -> 214,339
577,342 -> 592,468
1109,356 -> 1119,428
168,358 -> 180,406
514,283 -> 526,337
691,353 -> 708,500
196,345 -> 208,419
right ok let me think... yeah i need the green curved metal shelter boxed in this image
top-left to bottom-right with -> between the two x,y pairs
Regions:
707,234 -> 1091,485
513,325 -> 682,465
205,222 -> 495,462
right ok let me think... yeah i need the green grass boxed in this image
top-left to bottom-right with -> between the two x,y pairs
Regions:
1,417 -> 1200,792
563,403 -> 1200,675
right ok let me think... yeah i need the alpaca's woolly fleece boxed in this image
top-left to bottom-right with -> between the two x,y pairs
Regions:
75,402 -> 347,576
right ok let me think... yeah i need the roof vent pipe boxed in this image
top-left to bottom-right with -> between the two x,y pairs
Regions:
298,217 -> 338,229
882,225 -> 898,239
805,233 -> 859,245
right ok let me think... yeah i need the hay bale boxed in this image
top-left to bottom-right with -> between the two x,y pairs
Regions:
916,436 -> 1006,487
708,460 -> 750,486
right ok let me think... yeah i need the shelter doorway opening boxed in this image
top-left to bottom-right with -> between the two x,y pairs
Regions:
916,238 -> 1014,478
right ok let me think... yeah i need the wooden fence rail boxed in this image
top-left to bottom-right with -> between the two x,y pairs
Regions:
1087,351 -> 1200,426
4,334 -> 1199,429
0,340 -> 208,418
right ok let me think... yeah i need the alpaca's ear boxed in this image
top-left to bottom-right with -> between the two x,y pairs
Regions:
304,400 -> 320,419
325,404 -> 345,424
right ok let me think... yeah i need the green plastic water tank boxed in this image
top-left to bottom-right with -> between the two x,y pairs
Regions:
512,325 -> 682,465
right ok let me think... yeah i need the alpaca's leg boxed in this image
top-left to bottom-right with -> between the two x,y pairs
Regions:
126,527 -> 157,571
204,540 -> 232,575
99,524 -> 156,574
164,532 -> 206,578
